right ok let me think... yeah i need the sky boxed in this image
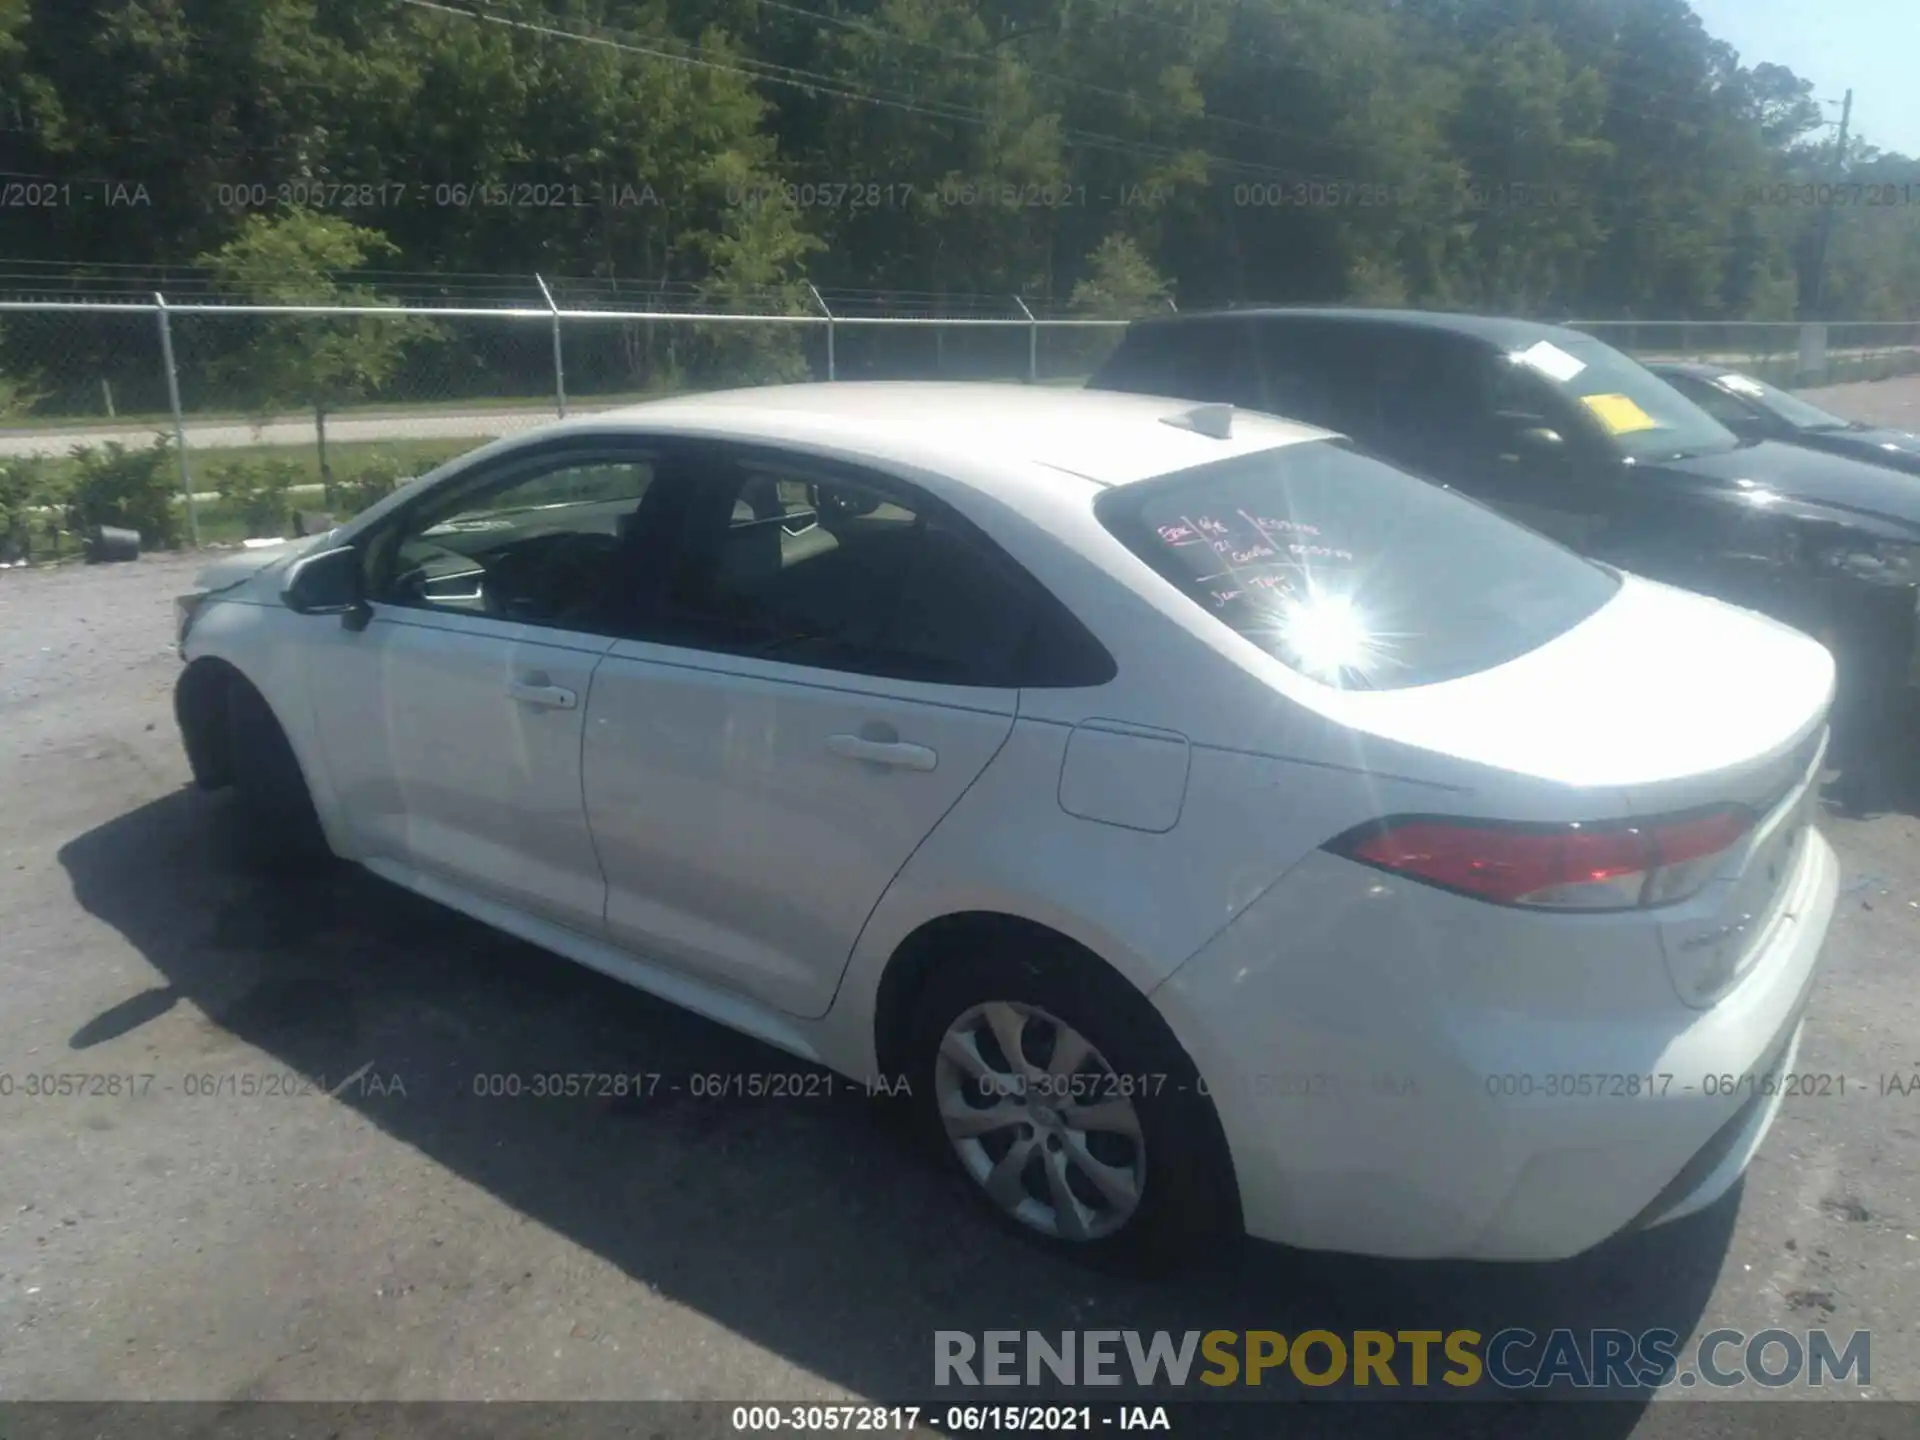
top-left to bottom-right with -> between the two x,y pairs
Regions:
1688,0 -> 1920,158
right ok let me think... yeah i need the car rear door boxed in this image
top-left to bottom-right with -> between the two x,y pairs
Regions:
1090,316 -> 1263,408
580,443 -> 1046,1019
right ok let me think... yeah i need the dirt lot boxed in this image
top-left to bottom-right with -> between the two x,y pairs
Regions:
4,387 -> 1920,1437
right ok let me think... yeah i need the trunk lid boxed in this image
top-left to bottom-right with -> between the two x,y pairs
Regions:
1312,574 -> 1833,1005
1315,574 -> 1834,798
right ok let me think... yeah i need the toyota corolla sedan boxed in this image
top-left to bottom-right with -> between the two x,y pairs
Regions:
172,383 -> 1838,1266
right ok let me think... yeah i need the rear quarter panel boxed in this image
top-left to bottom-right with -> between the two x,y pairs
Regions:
818,692 -> 1480,1079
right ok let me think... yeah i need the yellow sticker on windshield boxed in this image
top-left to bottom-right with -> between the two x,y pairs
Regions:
1581,392 -> 1659,435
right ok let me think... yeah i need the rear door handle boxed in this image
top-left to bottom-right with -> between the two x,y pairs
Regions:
826,734 -> 937,771
508,680 -> 578,710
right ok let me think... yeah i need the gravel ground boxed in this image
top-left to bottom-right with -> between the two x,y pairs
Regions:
4,385 -> 1920,1438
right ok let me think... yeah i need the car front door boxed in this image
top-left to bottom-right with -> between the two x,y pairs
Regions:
1660,372 -> 1780,444
1370,334 -> 1624,554
304,440 -> 671,932
580,444 -> 1038,1019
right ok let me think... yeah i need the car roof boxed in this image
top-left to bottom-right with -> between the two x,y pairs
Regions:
555,381 -> 1336,489
1125,305 -> 1601,349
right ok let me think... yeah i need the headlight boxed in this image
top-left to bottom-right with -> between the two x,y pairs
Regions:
1815,538 -> 1920,587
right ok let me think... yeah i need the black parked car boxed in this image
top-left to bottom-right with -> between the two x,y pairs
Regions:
1087,308 -> 1920,797
1647,360 -> 1920,478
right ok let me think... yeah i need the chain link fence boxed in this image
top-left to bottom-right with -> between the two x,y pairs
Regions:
1573,320 -> 1920,388
2,291 -> 1916,558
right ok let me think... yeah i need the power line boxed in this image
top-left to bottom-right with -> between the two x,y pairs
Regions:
399,0 -> 1382,189
1093,0 -> 1737,131
744,0 -> 1384,174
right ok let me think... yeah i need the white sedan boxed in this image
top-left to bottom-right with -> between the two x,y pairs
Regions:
172,382 -> 1839,1265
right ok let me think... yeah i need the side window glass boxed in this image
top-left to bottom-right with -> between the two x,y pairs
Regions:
1123,323 -> 1256,407
1674,379 -> 1753,429
1484,357 -> 1589,452
372,455 -> 655,630
1257,328 -> 1384,437
1184,324 -> 1263,409
652,458 -> 1045,687
1365,339 -> 1481,463
1373,342 -> 1579,472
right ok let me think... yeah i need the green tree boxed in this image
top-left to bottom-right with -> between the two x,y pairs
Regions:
1069,234 -> 1172,317
0,454 -> 57,561
195,209 -> 438,505
0,325 -> 46,418
1,0 -> 1916,337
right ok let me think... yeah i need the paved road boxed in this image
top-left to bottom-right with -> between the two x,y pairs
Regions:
0,406 -> 577,459
4,386 -> 1920,1434
0,360 -> 1913,460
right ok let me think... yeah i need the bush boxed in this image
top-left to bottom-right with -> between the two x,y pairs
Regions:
64,438 -> 182,549
210,457 -> 304,538
337,455 -> 409,516
0,457 -> 61,561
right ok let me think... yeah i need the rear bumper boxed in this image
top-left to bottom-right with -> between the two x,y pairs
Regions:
1628,1015 -> 1803,1233
1152,824 -> 1838,1261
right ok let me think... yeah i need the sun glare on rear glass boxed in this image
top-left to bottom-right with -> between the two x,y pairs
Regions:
1280,589 -> 1373,680
1240,580 -> 1399,686
1105,443 -> 1619,690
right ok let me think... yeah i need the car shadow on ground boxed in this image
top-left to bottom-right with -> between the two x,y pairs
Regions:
58,789 -> 1752,1439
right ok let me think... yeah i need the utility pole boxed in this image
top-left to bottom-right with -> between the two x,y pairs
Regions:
1806,88 -> 1853,321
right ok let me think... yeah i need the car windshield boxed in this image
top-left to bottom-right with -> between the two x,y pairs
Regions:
1712,371 -> 1856,432
1096,439 -> 1620,691
1507,336 -> 1742,461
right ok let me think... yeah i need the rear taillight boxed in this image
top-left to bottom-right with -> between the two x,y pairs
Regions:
1331,807 -> 1755,911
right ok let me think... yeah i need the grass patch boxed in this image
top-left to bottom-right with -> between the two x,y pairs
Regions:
2,382 -> 675,433
7,437 -> 480,559
180,437 -> 478,491
0,368 -> 1103,433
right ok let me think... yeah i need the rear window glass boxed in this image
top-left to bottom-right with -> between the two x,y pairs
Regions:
1095,439 -> 1619,690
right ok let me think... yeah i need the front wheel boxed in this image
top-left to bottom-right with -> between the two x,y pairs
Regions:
225,679 -> 332,875
907,944 -> 1239,1270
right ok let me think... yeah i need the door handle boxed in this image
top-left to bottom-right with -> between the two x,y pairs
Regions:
508,680 -> 578,710
826,733 -> 937,771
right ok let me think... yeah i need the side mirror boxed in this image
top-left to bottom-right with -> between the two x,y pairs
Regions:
282,545 -> 369,629
1496,415 -> 1569,466
814,484 -> 880,521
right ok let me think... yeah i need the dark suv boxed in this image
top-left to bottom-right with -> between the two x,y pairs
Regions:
1088,308 -> 1920,798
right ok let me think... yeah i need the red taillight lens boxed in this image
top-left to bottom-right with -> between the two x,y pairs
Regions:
1641,807 -> 1757,906
1338,807 -> 1756,910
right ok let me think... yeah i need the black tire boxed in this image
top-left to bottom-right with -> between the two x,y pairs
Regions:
1827,649 -> 1911,818
906,939 -> 1239,1272
225,679 -> 331,875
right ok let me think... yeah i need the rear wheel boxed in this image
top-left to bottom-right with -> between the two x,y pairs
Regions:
907,942 -> 1238,1270
225,679 -> 330,875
